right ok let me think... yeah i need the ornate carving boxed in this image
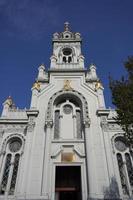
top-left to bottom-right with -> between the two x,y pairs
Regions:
0,130 -> 4,137
27,118 -> 35,132
0,133 -> 25,155
95,80 -> 103,91
0,124 -> 27,134
46,90 -> 89,122
83,119 -> 91,128
108,123 -> 121,131
63,80 -> 73,91
32,81 -> 41,91
45,120 -> 53,128
100,116 -> 108,131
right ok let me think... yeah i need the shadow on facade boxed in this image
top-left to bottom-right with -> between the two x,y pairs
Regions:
103,177 -> 120,200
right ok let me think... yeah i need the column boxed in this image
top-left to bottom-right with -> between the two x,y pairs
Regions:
42,120 -> 53,198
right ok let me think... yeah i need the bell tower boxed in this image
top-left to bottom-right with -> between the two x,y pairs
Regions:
50,22 -> 85,69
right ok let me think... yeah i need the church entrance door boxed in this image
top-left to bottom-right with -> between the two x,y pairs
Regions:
55,166 -> 82,200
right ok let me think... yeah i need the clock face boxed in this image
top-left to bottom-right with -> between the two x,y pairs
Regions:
115,138 -> 127,152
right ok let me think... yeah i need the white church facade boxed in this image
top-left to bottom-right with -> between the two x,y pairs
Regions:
0,23 -> 132,200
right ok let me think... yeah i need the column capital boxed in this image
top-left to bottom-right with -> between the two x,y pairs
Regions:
83,118 -> 91,128
45,120 -> 53,128
0,150 -> 6,156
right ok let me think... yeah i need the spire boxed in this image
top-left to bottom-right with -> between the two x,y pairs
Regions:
3,96 -> 14,107
64,22 -> 70,31
2,96 -> 16,117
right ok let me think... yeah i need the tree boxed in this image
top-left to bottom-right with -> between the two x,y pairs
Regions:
109,56 -> 133,149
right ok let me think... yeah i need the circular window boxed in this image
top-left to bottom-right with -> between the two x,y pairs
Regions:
115,137 -> 127,152
9,139 -> 22,153
63,48 -> 72,56
63,105 -> 72,114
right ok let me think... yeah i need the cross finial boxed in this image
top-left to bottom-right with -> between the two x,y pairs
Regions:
64,22 -> 70,31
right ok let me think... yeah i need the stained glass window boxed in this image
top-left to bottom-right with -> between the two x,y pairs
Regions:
76,110 -> 82,139
9,154 -> 20,195
115,138 -> 127,152
9,140 -> 22,153
117,153 -> 129,195
125,153 -> 133,186
54,111 -> 60,139
0,138 -> 22,196
0,154 -> 12,194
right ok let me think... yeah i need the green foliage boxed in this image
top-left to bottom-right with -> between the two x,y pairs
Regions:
110,56 -> 133,146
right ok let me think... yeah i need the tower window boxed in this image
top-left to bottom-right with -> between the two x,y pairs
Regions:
63,56 -> 67,63
68,56 -> 72,63
63,48 -> 72,56
62,48 -> 72,64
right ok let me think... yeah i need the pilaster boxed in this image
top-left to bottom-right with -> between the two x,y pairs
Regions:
42,120 -> 53,197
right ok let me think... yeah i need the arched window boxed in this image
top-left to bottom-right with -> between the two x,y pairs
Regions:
62,48 -> 73,63
0,137 -> 22,195
76,110 -> 82,139
54,110 -> 60,139
114,136 -> 133,195
53,98 -> 82,139
125,153 -> 133,186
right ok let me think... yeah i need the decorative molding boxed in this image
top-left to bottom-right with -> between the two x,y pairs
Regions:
46,89 -> 89,122
83,119 -> 91,128
63,80 -> 73,91
100,116 -> 108,131
108,123 -> 122,131
27,117 -> 35,132
111,133 -> 124,154
74,146 -> 85,158
0,124 -> 27,134
45,120 -> 53,128
0,133 -> 25,154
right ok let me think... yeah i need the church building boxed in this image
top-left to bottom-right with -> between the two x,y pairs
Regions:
0,23 -> 132,200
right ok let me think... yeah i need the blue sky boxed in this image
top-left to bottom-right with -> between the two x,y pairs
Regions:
0,0 -> 133,112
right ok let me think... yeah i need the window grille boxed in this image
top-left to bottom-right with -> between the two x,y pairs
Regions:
9,154 -> 20,195
0,154 -> 12,194
117,153 -> 128,195
125,153 -> 133,186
